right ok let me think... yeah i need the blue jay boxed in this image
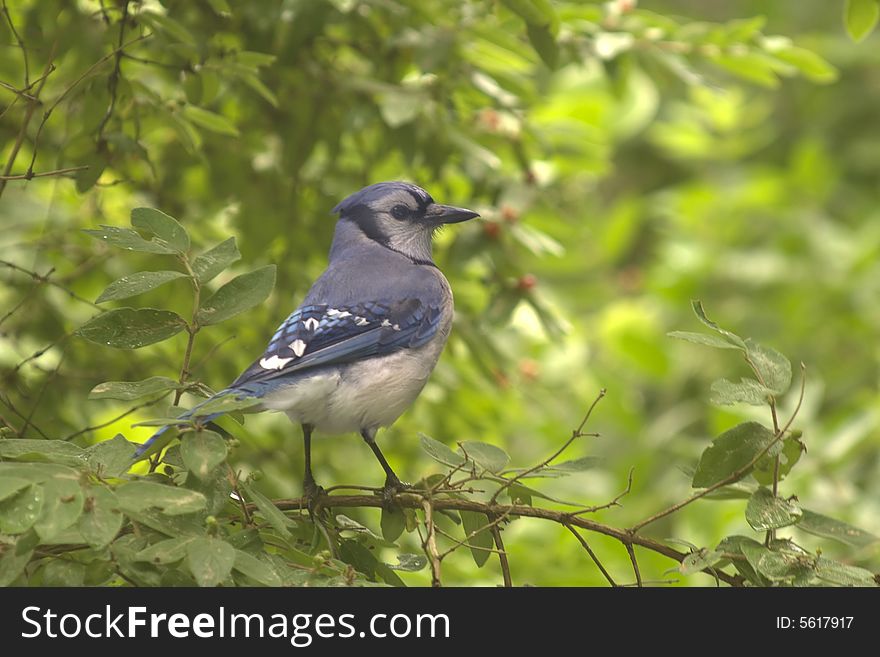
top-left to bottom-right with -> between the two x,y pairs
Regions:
134,181 -> 478,502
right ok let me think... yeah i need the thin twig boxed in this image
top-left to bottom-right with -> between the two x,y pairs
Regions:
565,466 -> 634,518
0,393 -> 49,439
0,42 -> 56,199
437,507 -> 513,560
25,33 -> 151,179
624,539 -> 643,587
228,467 -> 254,527
0,259 -> 103,308
268,493 -> 742,586
2,1 -> 29,86
174,259 -> 200,405
490,388 -> 605,504
629,367 -> 808,534
421,499 -> 443,587
96,1 -> 128,139
565,525 -> 617,586
22,348 -> 66,437
489,522 -> 512,587
63,395 -> 166,441
0,165 -> 90,181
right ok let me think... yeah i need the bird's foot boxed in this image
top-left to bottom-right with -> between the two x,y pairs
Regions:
379,475 -> 411,509
303,478 -> 327,520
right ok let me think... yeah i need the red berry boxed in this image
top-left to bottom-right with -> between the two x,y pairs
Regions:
517,274 -> 537,291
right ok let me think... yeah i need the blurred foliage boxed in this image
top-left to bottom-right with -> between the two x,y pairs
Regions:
1,0 -> 879,586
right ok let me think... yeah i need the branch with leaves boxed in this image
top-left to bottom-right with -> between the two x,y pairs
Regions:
1,213 -> 878,588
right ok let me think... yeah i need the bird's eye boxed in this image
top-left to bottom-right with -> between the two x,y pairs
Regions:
390,205 -> 410,220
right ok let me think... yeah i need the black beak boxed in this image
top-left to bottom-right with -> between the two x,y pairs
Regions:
426,203 -> 480,225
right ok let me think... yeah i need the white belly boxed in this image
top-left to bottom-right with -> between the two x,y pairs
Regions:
258,340 -> 445,436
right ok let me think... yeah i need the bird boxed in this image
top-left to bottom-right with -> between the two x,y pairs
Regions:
134,181 -> 479,505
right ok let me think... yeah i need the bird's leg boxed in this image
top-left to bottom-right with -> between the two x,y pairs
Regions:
302,423 -> 325,517
360,428 -> 410,505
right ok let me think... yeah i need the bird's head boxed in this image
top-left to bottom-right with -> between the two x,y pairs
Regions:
332,181 -> 479,264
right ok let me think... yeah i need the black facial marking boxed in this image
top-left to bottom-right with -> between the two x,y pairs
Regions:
405,188 -> 432,213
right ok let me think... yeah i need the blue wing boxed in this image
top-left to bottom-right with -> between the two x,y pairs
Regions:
133,298 -> 441,460
229,298 -> 442,394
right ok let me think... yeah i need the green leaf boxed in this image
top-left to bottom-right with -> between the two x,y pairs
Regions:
86,435 -> 138,477
0,484 -> 44,534
389,554 -> 427,572
95,270 -> 187,303
180,430 -> 228,480
754,550 -> 806,583
240,72 -> 280,107
138,11 -> 197,47
526,23 -> 558,69
460,441 -> 509,473
710,51 -> 780,87
501,0 -> 555,25
550,456 -> 602,472
845,0 -> 880,42
131,207 -> 190,255
459,510 -> 494,568
40,558 -> 85,586
377,89 -> 423,128
815,557 -> 878,587
512,455 -> 603,479
380,506 -> 406,542
710,378 -> 771,406
703,480 -> 758,501
76,308 -> 187,349
745,488 -> 803,531
690,301 -> 747,350
0,439 -> 86,466
75,151 -> 107,193
89,376 -> 182,401
116,481 -> 207,515
0,536 -> 33,586
0,462 -> 81,484
335,514 -> 397,548
772,47 -> 838,83
234,51 -> 277,68
196,265 -> 276,325
797,509 -> 879,548
419,433 -> 466,468
233,550 -> 282,586
667,331 -> 744,350
77,487 -> 123,548
192,237 -> 241,283
744,339 -> 792,395
83,225 -> 176,254
679,549 -> 723,575
692,422 -> 776,488
716,535 -> 771,586
206,0 -> 231,16
753,436 -> 804,485
507,482 -> 532,505
186,537 -> 236,587
240,482 -> 292,539
0,477 -> 30,502
33,477 -> 84,541
182,106 -> 240,137
187,393 -> 261,415
135,536 -> 195,565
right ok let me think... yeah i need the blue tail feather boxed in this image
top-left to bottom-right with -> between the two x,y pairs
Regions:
131,389 -> 238,460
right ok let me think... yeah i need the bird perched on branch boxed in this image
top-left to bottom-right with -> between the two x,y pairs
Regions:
134,181 -> 478,504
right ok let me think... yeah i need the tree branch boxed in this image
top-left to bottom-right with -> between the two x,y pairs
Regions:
268,493 -> 743,586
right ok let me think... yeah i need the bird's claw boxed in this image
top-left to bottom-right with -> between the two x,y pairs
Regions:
379,476 -> 411,509
303,479 -> 326,520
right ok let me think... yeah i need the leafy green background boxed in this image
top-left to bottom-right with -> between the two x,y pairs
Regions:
1,0 -> 879,586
